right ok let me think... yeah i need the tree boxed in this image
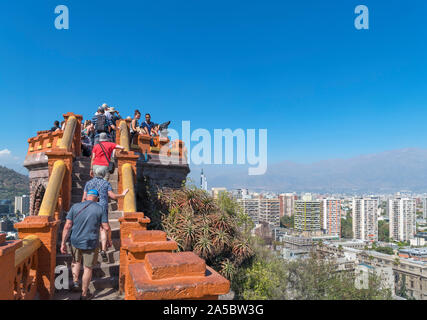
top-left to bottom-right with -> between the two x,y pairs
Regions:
280,215 -> 294,229
233,239 -> 392,300
341,217 -> 353,239
373,246 -> 394,255
378,220 -> 390,242
158,186 -> 254,281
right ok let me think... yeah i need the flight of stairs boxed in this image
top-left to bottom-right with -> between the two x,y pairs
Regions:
54,156 -> 123,300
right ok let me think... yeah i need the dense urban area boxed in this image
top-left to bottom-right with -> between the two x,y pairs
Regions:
200,169 -> 427,300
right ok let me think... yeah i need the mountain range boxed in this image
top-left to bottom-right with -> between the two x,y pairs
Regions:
189,148 -> 427,194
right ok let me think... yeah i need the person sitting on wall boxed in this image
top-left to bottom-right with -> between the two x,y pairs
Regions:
60,189 -> 110,300
140,113 -> 158,136
130,109 -> 141,144
51,120 -> 61,132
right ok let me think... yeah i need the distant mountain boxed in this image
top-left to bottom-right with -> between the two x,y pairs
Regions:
193,148 -> 427,194
0,166 -> 29,200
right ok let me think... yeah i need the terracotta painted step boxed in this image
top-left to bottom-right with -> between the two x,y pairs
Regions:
53,284 -> 122,300
109,210 -> 123,220
59,260 -> 120,279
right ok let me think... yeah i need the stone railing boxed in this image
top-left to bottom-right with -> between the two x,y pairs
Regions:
116,120 -> 230,300
0,112 -> 82,300
115,119 -> 187,161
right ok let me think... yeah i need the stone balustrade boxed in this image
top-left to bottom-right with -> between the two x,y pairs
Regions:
115,118 -> 187,160
0,110 -> 225,301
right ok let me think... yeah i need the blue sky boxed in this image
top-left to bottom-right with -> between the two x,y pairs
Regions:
0,0 -> 426,174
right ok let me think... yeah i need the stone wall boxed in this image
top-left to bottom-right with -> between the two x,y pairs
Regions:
24,152 -> 49,216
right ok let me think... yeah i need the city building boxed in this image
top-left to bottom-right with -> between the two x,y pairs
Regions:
231,188 -> 249,200
14,195 -> 30,215
259,198 -> 280,227
279,193 -> 297,218
0,200 -> 12,214
211,187 -> 227,199
322,198 -> 341,237
352,197 -> 379,242
238,197 -> 260,225
294,196 -> 321,233
389,198 -> 416,242
423,198 -> 427,220
238,196 -> 280,228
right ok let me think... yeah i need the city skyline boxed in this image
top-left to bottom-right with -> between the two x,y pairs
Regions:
1,1 -> 427,176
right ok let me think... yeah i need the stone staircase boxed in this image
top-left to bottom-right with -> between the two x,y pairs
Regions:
54,156 -> 123,300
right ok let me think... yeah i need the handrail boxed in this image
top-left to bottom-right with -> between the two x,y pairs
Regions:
119,120 -> 130,151
38,160 -> 66,216
15,235 -> 41,267
58,115 -> 77,150
122,163 -> 136,212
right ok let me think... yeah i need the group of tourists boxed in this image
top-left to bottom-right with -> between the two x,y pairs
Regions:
54,102 -> 171,300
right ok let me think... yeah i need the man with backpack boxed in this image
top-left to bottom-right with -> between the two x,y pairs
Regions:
90,132 -> 125,181
60,189 -> 110,300
92,107 -> 115,144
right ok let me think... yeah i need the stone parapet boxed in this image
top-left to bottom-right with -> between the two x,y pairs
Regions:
14,215 -> 60,300
0,234 -> 23,300
118,212 -> 151,293
127,251 -> 230,300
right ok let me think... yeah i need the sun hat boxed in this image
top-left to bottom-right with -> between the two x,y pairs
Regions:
99,132 -> 109,142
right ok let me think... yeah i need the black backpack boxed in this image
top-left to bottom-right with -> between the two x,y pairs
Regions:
95,114 -> 107,133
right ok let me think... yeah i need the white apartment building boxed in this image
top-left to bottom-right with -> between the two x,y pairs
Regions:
389,198 -> 416,242
238,198 -> 259,224
14,195 -> 30,215
238,197 -> 280,228
294,199 -> 321,232
423,198 -> 427,220
259,198 -> 280,227
352,197 -> 379,242
279,193 -> 296,218
211,187 -> 227,199
322,199 -> 341,237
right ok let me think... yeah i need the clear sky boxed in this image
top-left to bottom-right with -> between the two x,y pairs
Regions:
0,0 -> 426,174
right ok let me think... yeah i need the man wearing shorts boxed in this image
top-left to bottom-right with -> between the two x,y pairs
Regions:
60,189 -> 110,300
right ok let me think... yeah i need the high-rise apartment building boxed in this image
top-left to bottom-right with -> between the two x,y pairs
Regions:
279,193 -> 297,218
200,169 -> 208,191
238,196 -> 280,228
14,195 -> 30,215
322,199 -> 341,236
238,198 -> 260,224
259,198 -> 280,227
352,197 -> 379,241
211,187 -> 227,199
294,198 -> 321,232
389,198 -> 416,242
423,198 -> 427,220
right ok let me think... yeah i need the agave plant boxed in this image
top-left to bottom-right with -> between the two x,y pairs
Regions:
220,258 -> 236,280
194,235 -> 214,259
232,237 -> 254,263
158,186 -> 254,276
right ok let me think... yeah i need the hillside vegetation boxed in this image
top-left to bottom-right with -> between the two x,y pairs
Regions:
0,166 -> 29,200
